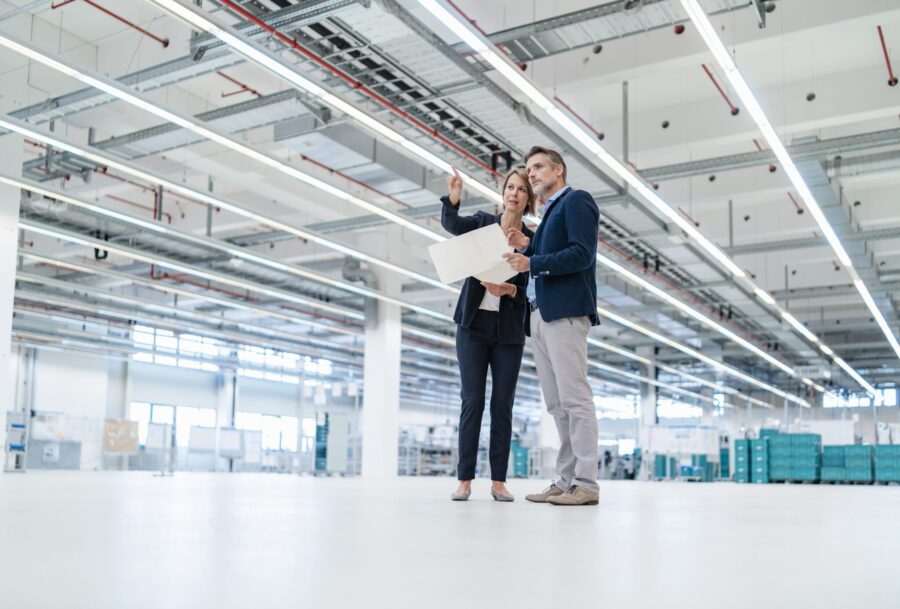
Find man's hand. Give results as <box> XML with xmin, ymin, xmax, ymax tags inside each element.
<box><xmin>481</xmin><ymin>282</ymin><xmax>516</xmax><ymax>298</ymax></box>
<box><xmin>503</xmin><ymin>252</ymin><xmax>530</xmax><ymax>273</ymax></box>
<box><xmin>447</xmin><ymin>166</ymin><xmax>462</xmax><ymax>206</ymax></box>
<box><xmin>506</xmin><ymin>227</ymin><xmax>530</xmax><ymax>251</ymax></box>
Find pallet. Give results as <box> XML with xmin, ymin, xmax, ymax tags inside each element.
<box><xmin>770</xmin><ymin>479</ymin><xmax>820</xmax><ymax>484</ymax></box>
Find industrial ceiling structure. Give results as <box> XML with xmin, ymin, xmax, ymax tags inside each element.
<box><xmin>1</xmin><ymin>0</ymin><xmax>899</xmax><ymax>415</ymax></box>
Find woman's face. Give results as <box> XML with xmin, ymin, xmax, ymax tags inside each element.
<box><xmin>503</xmin><ymin>173</ymin><xmax>530</xmax><ymax>214</ymax></box>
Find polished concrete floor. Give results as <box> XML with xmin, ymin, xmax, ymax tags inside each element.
<box><xmin>1</xmin><ymin>472</ymin><xmax>898</xmax><ymax>609</ymax></box>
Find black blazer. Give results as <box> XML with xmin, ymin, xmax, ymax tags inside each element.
<box><xmin>440</xmin><ymin>196</ymin><xmax>534</xmax><ymax>345</ymax></box>
<box><xmin>523</xmin><ymin>187</ymin><xmax>599</xmax><ymax>334</ymax></box>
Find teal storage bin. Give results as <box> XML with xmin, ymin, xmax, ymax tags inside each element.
<box><xmin>751</xmin><ymin>439</ymin><xmax>768</xmax><ymax>454</ymax></box>
<box><xmin>821</xmin><ymin>467</ymin><xmax>846</xmax><ymax>481</ymax></box>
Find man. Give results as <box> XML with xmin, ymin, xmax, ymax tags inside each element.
<box><xmin>504</xmin><ymin>146</ymin><xmax>600</xmax><ymax>506</ymax></box>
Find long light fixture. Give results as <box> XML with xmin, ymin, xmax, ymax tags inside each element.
<box><xmin>596</xmin><ymin>304</ymin><xmax>808</xmax><ymax>407</ymax></box>
<box><xmin>5</xmin><ymin>173</ymin><xmax>454</xmax><ymax>322</ymax></box>
<box><xmin>417</xmin><ymin>0</ymin><xmax>879</xmax><ymax>396</ymax></box>
<box><xmin>0</xmin><ymin>31</ymin><xmax>446</xmax><ymax>241</ymax></box>
<box><xmin>679</xmin><ymin>0</ymin><xmax>895</xmax><ymax>393</ymax></box>
<box><xmin>147</xmin><ymin>0</ymin><xmax>502</xmax><ymax>204</ymax></box>
<box><xmin>588</xmin><ymin>337</ymin><xmax>774</xmax><ymax>409</ymax></box>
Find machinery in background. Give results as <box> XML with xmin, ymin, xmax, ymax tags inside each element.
<box><xmin>4</xmin><ymin>410</ymin><xmax>28</xmax><ymax>473</ymax></box>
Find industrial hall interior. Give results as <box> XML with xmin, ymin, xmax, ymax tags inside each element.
<box><xmin>1</xmin><ymin>0</ymin><xmax>899</xmax><ymax>607</ymax></box>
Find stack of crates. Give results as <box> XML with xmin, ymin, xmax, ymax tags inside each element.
<box><xmin>733</xmin><ymin>439</ymin><xmax>750</xmax><ymax>483</ymax></box>
<box><xmin>875</xmin><ymin>445</ymin><xmax>900</xmax><ymax>483</ymax></box>
<box><xmin>768</xmin><ymin>433</ymin><xmax>792</xmax><ymax>481</ymax></box>
<box><xmin>790</xmin><ymin>434</ymin><xmax>822</xmax><ymax>481</ymax></box>
<box><xmin>719</xmin><ymin>447</ymin><xmax>730</xmax><ymax>479</ymax></box>
<box><xmin>510</xmin><ymin>442</ymin><xmax>529</xmax><ymax>478</ymax></box>
<box><xmin>821</xmin><ymin>445</ymin><xmax>846</xmax><ymax>482</ymax></box>
<box><xmin>750</xmin><ymin>438</ymin><xmax>769</xmax><ymax>483</ymax></box>
<box><xmin>767</xmin><ymin>433</ymin><xmax>821</xmax><ymax>482</ymax></box>
<box><xmin>844</xmin><ymin>445</ymin><xmax>874</xmax><ymax>482</ymax></box>
<box><xmin>654</xmin><ymin>454</ymin><xmax>667</xmax><ymax>479</ymax></box>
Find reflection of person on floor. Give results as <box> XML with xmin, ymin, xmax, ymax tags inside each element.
<box><xmin>442</xmin><ymin>166</ymin><xmax>536</xmax><ymax>503</ymax></box>
<box><xmin>504</xmin><ymin>146</ymin><xmax>601</xmax><ymax>507</ymax></box>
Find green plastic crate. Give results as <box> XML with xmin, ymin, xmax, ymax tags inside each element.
<box><xmin>845</xmin><ymin>445</ymin><xmax>874</xmax><ymax>458</ymax></box>
<box><xmin>874</xmin><ymin>466</ymin><xmax>900</xmax><ymax>482</ymax></box>
<box><xmin>875</xmin><ymin>445</ymin><xmax>900</xmax><ymax>458</ymax></box>
<box><xmin>791</xmin><ymin>466</ymin><xmax>820</xmax><ymax>481</ymax></box>
<box><xmin>790</xmin><ymin>434</ymin><xmax>822</xmax><ymax>446</ymax></box>
<box><xmin>759</xmin><ymin>429</ymin><xmax>779</xmax><ymax>439</ymax></box>
<box><xmin>845</xmin><ymin>469</ymin><xmax>873</xmax><ymax>482</ymax></box>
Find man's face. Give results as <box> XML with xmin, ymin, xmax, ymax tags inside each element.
<box><xmin>526</xmin><ymin>153</ymin><xmax>562</xmax><ymax>198</ymax></box>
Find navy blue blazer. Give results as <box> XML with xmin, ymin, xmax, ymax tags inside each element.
<box><xmin>524</xmin><ymin>188</ymin><xmax>599</xmax><ymax>333</ymax></box>
<box><xmin>440</xmin><ymin>196</ymin><xmax>534</xmax><ymax>345</ymax></box>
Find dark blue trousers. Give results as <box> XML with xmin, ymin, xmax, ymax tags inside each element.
<box><xmin>455</xmin><ymin>311</ymin><xmax>525</xmax><ymax>481</ymax></box>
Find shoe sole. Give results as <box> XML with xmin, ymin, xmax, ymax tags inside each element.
<box><xmin>548</xmin><ymin>500</ymin><xmax>599</xmax><ymax>506</ymax></box>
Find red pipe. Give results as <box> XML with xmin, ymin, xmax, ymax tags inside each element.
<box><xmin>105</xmin><ymin>193</ymin><xmax>172</xmax><ymax>224</ymax></box>
<box><xmin>626</xmin><ymin>160</ymin><xmax>658</xmax><ymax>190</ymax></box>
<box><xmin>753</xmin><ymin>138</ymin><xmax>777</xmax><ymax>172</ymax></box>
<box><xmin>298</xmin><ymin>153</ymin><xmax>412</xmax><ymax>209</ymax></box>
<box><xmin>217</xmin><ymin>71</ymin><xmax>263</xmax><ymax>98</ymax></box>
<box><xmin>702</xmin><ymin>64</ymin><xmax>740</xmax><ymax>115</ymax></box>
<box><xmin>677</xmin><ymin>206</ymin><xmax>700</xmax><ymax>227</ymax></box>
<box><xmin>53</xmin><ymin>0</ymin><xmax>169</xmax><ymax>48</ymax></box>
<box><xmin>877</xmin><ymin>26</ymin><xmax>898</xmax><ymax>86</ymax></box>
<box><xmin>215</xmin><ymin>0</ymin><xmax>501</xmax><ymax>179</ymax></box>
<box><xmin>787</xmin><ymin>192</ymin><xmax>804</xmax><ymax>215</ymax></box>
<box><xmin>149</xmin><ymin>268</ymin><xmax>258</xmax><ymax>302</ymax></box>
<box><xmin>553</xmin><ymin>96</ymin><xmax>604</xmax><ymax>140</ymax></box>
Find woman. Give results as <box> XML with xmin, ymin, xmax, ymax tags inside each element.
<box><xmin>441</xmin><ymin>166</ymin><xmax>536</xmax><ymax>502</ymax></box>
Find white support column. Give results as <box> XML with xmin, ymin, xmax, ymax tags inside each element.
<box><xmin>0</xmin><ymin>134</ymin><xmax>23</xmax><ymax>457</ymax></box>
<box><xmin>361</xmin><ymin>230</ymin><xmax>402</xmax><ymax>479</ymax></box>
<box><xmin>214</xmin><ymin>370</ymin><xmax>237</xmax><ymax>471</ymax></box>
<box><xmin>637</xmin><ymin>346</ymin><xmax>658</xmax><ymax>450</ymax></box>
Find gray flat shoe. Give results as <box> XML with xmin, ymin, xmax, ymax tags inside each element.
<box><xmin>450</xmin><ymin>489</ymin><xmax>471</xmax><ymax>501</ymax></box>
<box><xmin>491</xmin><ymin>489</ymin><xmax>515</xmax><ymax>502</ymax></box>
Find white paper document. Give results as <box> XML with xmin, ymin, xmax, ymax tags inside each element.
<box><xmin>427</xmin><ymin>224</ymin><xmax>516</xmax><ymax>285</ymax></box>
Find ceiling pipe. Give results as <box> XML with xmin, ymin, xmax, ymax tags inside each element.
<box><xmin>701</xmin><ymin>63</ymin><xmax>739</xmax><ymax>115</ymax></box>
<box><xmin>52</xmin><ymin>0</ymin><xmax>170</xmax><ymax>48</ymax></box>
<box><xmin>877</xmin><ymin>25</ymin><xmax>898</xmax><ymax>87</ymax></box>
<box><xmin>217</xmin><ymin>70</ymin><xmax>263</xmax><ymax>98</ymax></box>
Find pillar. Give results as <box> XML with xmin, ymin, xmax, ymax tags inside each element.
<box><xmin>637</xmin><ymin>346</ymin><xmax>658</xmax><ymax>449</ymax></box>
<box><xmin>0</xmin><ymin>134</ymin><xmax>23</xmax><ymax>457</ymax></box>
<box><xmin>361</xmin><ymin>268</ymin><xmax>401</xmax><ymax>478</ymax></box>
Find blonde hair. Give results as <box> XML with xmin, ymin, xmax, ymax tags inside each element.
<box><xmin>501</xmin><ymin>166</ymin><xmax>536</xmax><ymax>216</ymax></box>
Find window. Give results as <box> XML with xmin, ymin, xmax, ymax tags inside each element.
<box><xmin>131</xmin><ymin>326</ymin><xmax>223</xmax><ymax>372</ymax></box>
<box><xmin>657</xmin><ymin>399</ymin><xmax>702</xmax><ymax>419</ymax></box>
<box><xmin>280</xmin><ymin>416</ymin><xmax>299</xmax><ymax>452</ymax></box>
<box><xmin>131</xmin><ymin>402</ymin><xmax>151</xmax><ymax>445</ymax></box>
<box><xmin>823</xmin><ymin>387</ymin><xmax>898</xmax><ymax>409</ymax></box>
<box><xmin>594</xmin><ymin>395</ymin><xmax>639</xmax><ymax>420</ymax></box>
<box><xmin>235</xmin><ymin>412</ymin><xmax>263</xmax><ymax>431</ymax></box>
<box><xmin>301</xmin><ymin>417</ymin><xmax>316</xmax><ymax>453</ymax></box>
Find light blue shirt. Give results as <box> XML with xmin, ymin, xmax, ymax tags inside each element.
<box><xmin>526</xmin><ymin>186</ymin><xmax>571</xmax><ymax>308</ymax></box>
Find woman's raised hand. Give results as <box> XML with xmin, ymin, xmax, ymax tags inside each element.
<box><xmin>447</xmin><ymin>166</ymin><xmax>463</xmax><ymax>206</ymax></box>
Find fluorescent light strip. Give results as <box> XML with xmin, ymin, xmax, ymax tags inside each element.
<box><xmin>420</xmin><ymin>0</ymin><xmax>881</xmax><ymax>393</ymax></box>
<box><xmin>588</xmin><ymin>359</ymin><xmax>728</xmax><ymax>408</ymax></box>
<box><xmin>680</xmin><ymin>0</ymin><xmax>900</xmax><ymax>379</ymax></box>
<box><xmin>596</xmin><ymin>250</ymin><xmax>794</xmax><ymax>374</ymax></box>
<box><xmin>4</xmin><ymin>173</ymin><xmax>453</xmax><ymax>323</ymax></box>
<box><xmin>147</xmin><ymin>0</ymin><xmax>502</xmax><ymax>204</ymax></box>
<box><xmin>0</xmin><ymin>31</ymin><xmax>445</xmax><ymax>241</ymax></box>
<box><xmin>588</xmin><ymin>337</ymin><xmax>773</xmax><ymax>408</ymax></box>
<box><xmin>596</xmin><ymin>304</ymin><xmax>807</xmax><ymax>407</ymax></box>
<box><xmin>19</xmin><ymin>220</ymin><xmax>366</xmax><ymax>327</ymax></box>
<box><xmin>0</xmin><ymin>115</ymin><xmax>455</xmax><ymax>295</ymax></box>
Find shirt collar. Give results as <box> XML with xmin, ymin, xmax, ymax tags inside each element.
<box><xmin>543</xmin><ymin>185</ymin><xmax>571</xmax><ymax>210</ymax></box>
